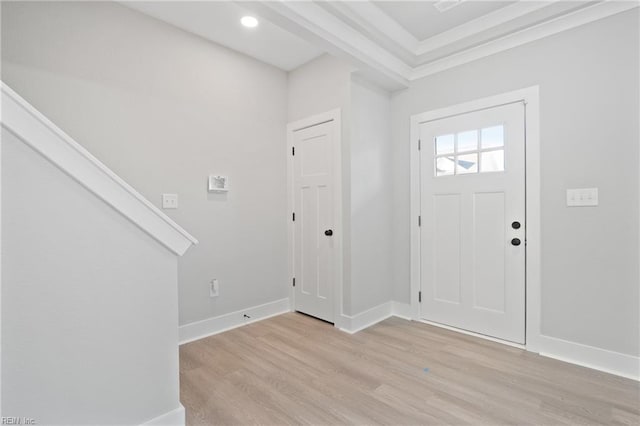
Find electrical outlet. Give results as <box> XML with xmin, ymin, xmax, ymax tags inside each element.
<box><xmin>162</xmin><ymin>193</ymin><xmax>178</xmax><ymax>209</ymax></box>
<box><xmin>209</xmin><ymin>279</ymin><xmax>219</xmax><ymax>298</ymax></box>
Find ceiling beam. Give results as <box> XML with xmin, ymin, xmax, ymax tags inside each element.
<box><xmin>246</xmin><ymin>0</ymin><xmax>411</xmax><ymax>90</ymax></box>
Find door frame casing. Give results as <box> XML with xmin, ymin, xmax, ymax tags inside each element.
<box><xmin>409</xmin><ymin>87</ymin><xmax>541</xmax><ymax>352</ymax></box>
<box><xmin>286</xmin><ymin>109</ymin><xmax>344</xmax><ymax>328</ymax></box>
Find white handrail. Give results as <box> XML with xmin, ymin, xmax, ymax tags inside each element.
<box><xmin>1</xmin><ymin>82</ymin><xmax>198</xmax><ymax>256</ymax></box>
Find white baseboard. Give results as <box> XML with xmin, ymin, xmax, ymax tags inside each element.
<box><xmin>142</xmin><ymin>404</ymin><xmax>185</xmax><ymax>426</ymax></box>
<box><xmin>179</xmin><ymin>298</ymin><xmax>638</xmax><ymax>381</ymax></box>
<box><xmin>538</xmin><ymin>335</ymin><xmax>639</xmax><ymax>381</ymax></box>
<box><xmin>179</xmin><ymin>298</ymin><xmax>291</xmax><ymax>345</ymax></box>
<box><xmin>338</xmin><ymin>301</ymin><xmax>413</xmax><ymax>334</ymax></box>
<box><xmin>339</xmin><ymin>302</ymin><xmax>393</xmax><ymax>334</ymax></box>
<box><xmin>391</xmin><ymin>301</ymin><xmax>412</xmax><ymax>320</ymax></box>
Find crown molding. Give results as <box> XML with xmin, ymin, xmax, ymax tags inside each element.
<box><xmin>411</xmin><ymin>0</ymin><xmax>639</xmax><ymax>80</ymax></box>
<box><xmin>255</xmin><ymin>0</ymin><xmax>638</xmax><ymax>89</ymax></box>
<box><xmin>326</xmin><ymin>1</ymin><xmax>419</xmax><ymax>54</ymax></box>
<box><xmin>414</xmin><ymin>0</ymin><xmax>554</xmax><ymax>56</ymax></box>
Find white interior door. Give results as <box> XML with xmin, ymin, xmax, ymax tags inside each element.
<box><xmin>293</xmin><ymin>120</ymin><xmax>336</xmax><ymax>323</ymax></box>
<box><xmin>419</xmin><ymin>102</ymin><xmax>526</xmax><ymax>343</ymax></box>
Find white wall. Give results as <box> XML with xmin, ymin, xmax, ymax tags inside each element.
<box><xmin>1</xmin><ymin>1</ymin><xmax>289</xmax><ymax>327</ymax></box>
<box><xmin>350</xmin><ymin>76</ymin><xmax>393</xmax><ymax>314</ymax></box>
<box><xmin>390</xmin><ymin>10</ymin><xmax>639</xmax><ymax>357</ymax></box>
<box><xmin>2</xmin><ymin>129</ymin><xmax>180</xmax><ymax>424</ymax></box>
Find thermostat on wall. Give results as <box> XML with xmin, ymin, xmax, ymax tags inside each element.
<box><xmin>208</xmin><ymin>175</ymin><xmax>229</xmax><ymax>192</ymax></box>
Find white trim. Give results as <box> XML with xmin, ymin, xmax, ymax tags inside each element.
<box><xmin>253</xmin><ymin>1</ymin><xmax>410</xmax><ymax>89</ymax></box>
<box><xmin>326</xmin><ymin>1</ymin><xmax>419</xmax><ymax>54</ymax></box>
<box><xmin>178</xmin><ymin>298</ymin><xmax>290</xmax><ymax>345</ymax></box>
<box><xmin>391</xmin><ymin>301</ymin><xmax>412</xmax><ymax>320</ymax></box>
<box><xmin>286</xmin><ymin>109</ymin><xmax>345</xmax><ymax>330</ymax></box>
<box><xmin>409</xmin><ymin>115</ymin><xmax>422</xmax><ymax>322</ymax></box>
<box><xmin>409</xmin><ymin>86</ymin><xmax>542</xmax><ymax>351</ymax></box>
<box><xmin>538</xmin><ymin>335</ymin><xmax>640</xmax><ymax>381</ymax></box>
<box><xmin>339</xmin><ymin>302</ymin><xmax>392</xmax><ymax>334</ymax></box>
<box><xmin>411</xmin><ymin>1</ymin><xmax>638</xmax><ymax>80</ymax></box>
<box><xmin>141</xmin><ymin>404</ymin><xmax>185</xmax><ymax>426</ymax></box>
<box><xmin>0</xmin><ymin>83</ymin><xmax>197</xmax><ymax>256</ymax></box>
<box><xmin>414</xmin><ymin>1</ymin><xmax>553</xmax><ymax>56</ymax></box>
<box><xmin>339</xmin><ymin>301</ymin><xmax>415</xmax><ymax>334</ymax></box>
<box><xmin>255</xmin><ymin>0</ymin><xmax>637</xmax><ymax>88</ymax></box>
<box><xmin>523</xmin><ymin>87</ymin><xmax>542</xmax><ymax>352</ymax></box>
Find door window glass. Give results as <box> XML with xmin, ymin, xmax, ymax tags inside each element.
<box><xmin>434</xmin><ymin>125</ymin><xmax>504</xmax><ymax>176</ymax></box>
<box><xmin>435</xmin><ymin>134</ymin><xmax>455</xmax><ymax>155</ymax></box>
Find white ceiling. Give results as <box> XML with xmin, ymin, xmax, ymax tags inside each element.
<box><xmin>122</xmin><ymin>1</ymin><xmax>324</xmax><ymax>71</ymax></box>
<box><xmin>373</xmin><ymin>1</ymin><xmax>513</xmax><ymax>41</ymax></box>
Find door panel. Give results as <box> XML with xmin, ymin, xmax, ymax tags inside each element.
<box><xmin>420</xmin><ymin>102</ymin><xmax>525</xmax><ymax>343</ymax></box>
<box><xmin>473</xmin><ymin>192</ymin><xmax>506</xmax><ymax>313</ymax></box>
<box><xmin>293</xmin><ymin>121</ymin><xmax>335</xmax><ymax>322</ymax></box>
<box><xmin>433</xmin><ymin>194</ymin><xmax>461</xmax><ymax>304</ymax></box>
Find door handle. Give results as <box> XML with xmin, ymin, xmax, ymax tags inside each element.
<box><xmin>324</xmin><ymin>229</ymin><xmax>333</xmax><ymax>236</ymax></box>
<box><xmin>512</xmin><ymin>221</ymin><xmax>521</xmax><ymax>229</ymax></box>
<box><xmin>511</xmin><ymin>238</ymin><xmax>521</xmax><ymax>246</ymax></box>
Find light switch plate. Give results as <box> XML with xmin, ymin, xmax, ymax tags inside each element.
<box><xmin>162</xmin><ymin>193</ymin><xmax>178</xmax><ymax>209</ymax></box>
<box><xmin>566</xmin><ymin>188</ymin><xmax>598</xmax><ymax>207</ymax></box>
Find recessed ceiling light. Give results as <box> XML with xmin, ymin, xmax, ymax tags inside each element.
<box><xmin>241</xmin><ymin>16</ymin><xmax>259</xmax><ymax>28</ymax></box>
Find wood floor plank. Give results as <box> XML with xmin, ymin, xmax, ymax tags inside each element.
<box><xmin>180</xmin><ymin>313</ymin><xmax>640</xmax><ymax>425</ymax></box>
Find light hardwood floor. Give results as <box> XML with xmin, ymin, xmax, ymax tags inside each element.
<box><xmin>180</xmin><ymin>313</ymin><xmax>639</xmax><ymax>425</ymax></box>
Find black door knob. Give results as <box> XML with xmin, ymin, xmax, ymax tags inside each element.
<box><xmin>324</xmin><ymin>229</ymin><xmax>333</xmax><ymax>236</ymax></box>
<box><xmin>511</xmin><ymin>238</ymin><xmax>521</xmax><ymax>246</ymax></box>
<box><xmin>512</xmin><ymin>221</ymin><xmax>521</xmax><ymax>229</ymax></box>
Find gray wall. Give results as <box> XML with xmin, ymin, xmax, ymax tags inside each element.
<box><xmin>1</xmin><ymin>1</ymin><xmax>289</xmax><ymax>327</ymax></box>
<box><xmin>287</xmin><ymin>56</ymin><xmax>394</xmax><ymax>316</ymax></box>
<box><xmin>287</xmin><ymin>54</ymin><xmax>355</xmax><ymax>314</ymax></box>
<box><xmin>2</xmin><ymin>129</ymin><xmax>180</xmax><ymax>424</ymax></box>
<box><xmin>391</xmin><ymin>10</ymin><xmax>639</xmax><ymax>356</ymax></box>
<box><xmin>350</xmin><ymin>76</ymin><xmax>393</xmax><ymax>314</ymax></box>
<box><xmin>287</xmin><ymin>54</ymin><xmax>353</xmax><ymax>124</ymax></box>
<box><xmin>3</xmin><ymin>0</ymin><xmax>636</xmax><ymax>362</ymax></box>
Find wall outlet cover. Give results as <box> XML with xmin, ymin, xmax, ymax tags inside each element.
<box><xmin>162</xmin><ymin>193</ymin><xmax>178</xmax><ymax>209</ymax></box>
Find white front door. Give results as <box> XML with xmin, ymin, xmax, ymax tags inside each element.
<box><xmin>419</xmin><ymin>102</ymin><xmax>526</xmax><ymax>344</ymax></box>
<box><xmin>293</xmin><ymin>120</ymin><xmax>336</xmax><ymax>323</ymax></box>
